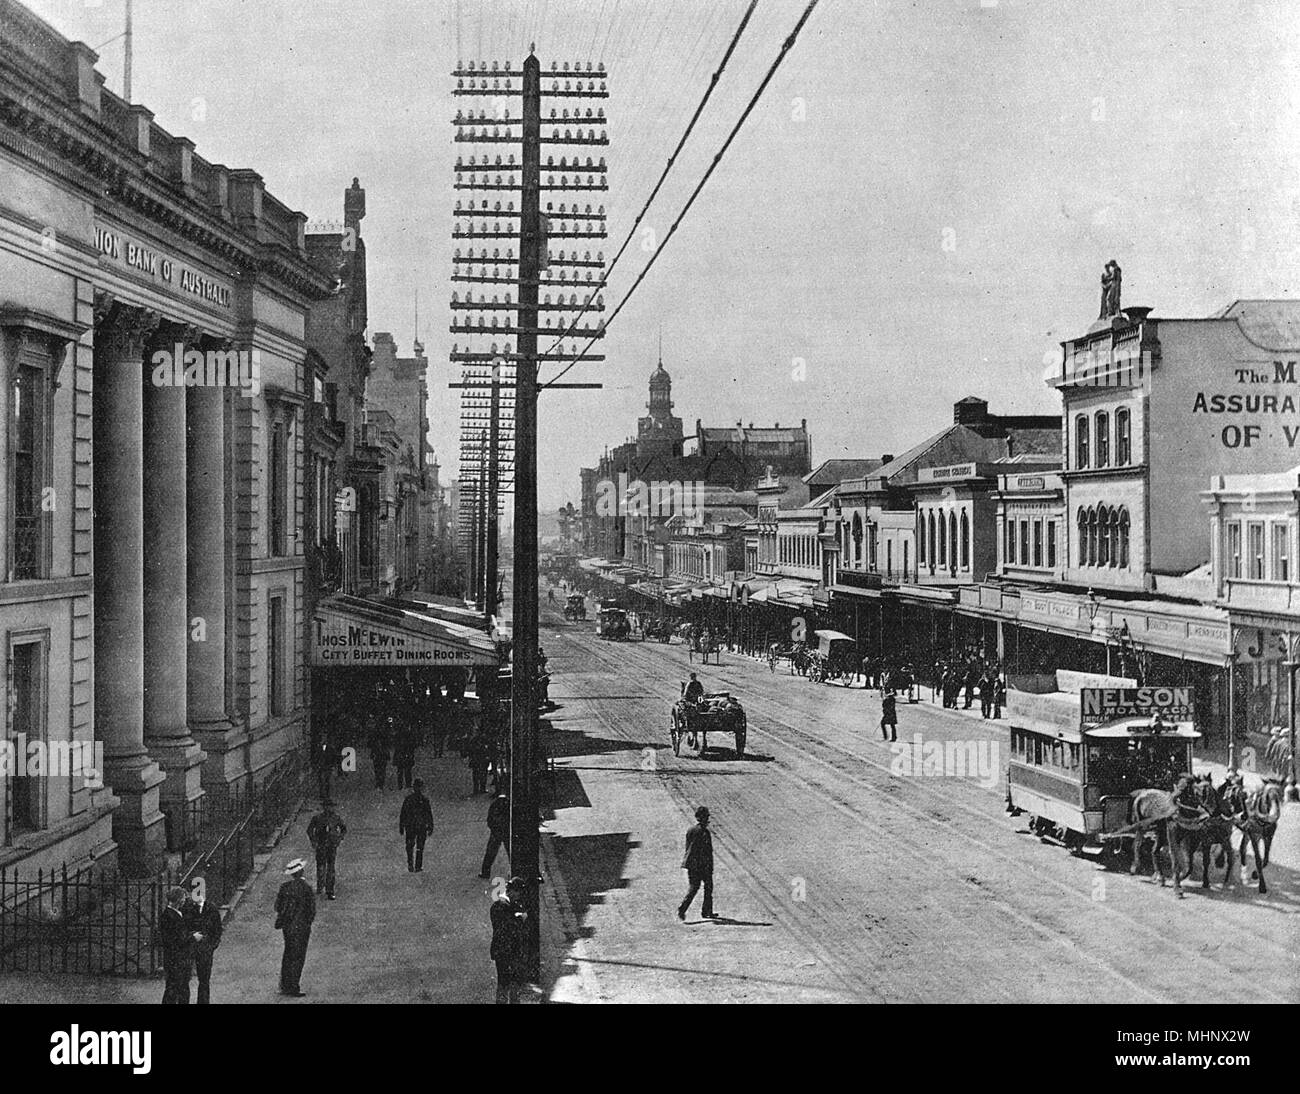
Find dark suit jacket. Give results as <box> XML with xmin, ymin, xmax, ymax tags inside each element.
<box><xmin>489</xmin><ymin>896</ymin><xmax>526</xmax><ymax>963</ymax></box>
<box><xmin>159</xmin><ymin>906</ymin><xmax>192</xmax><ymax>971</ymax></box>
<box><xmin>307</xmin><ymin>811</ymin><xmax>347</xmax><ymax>851</ymax></box>
<box><xmin>184</xmin><ymin>899</ymin><xmax>223</xmax><ymax>952</ymax></box>
<box><xmin>275</xmin><ymin>877</ymin><xmax>316</xmax><ymax>934</ymax></box>
<box><xmin>399</xmin><ymin>791</ymin><xmax>434</xmax><ymax>835</ymax></box>
<box><xmin>682</xmin><ymin>823</ymin><xmax>713</xmax><ymax>874</ymax></box>
<box><xmin>486</xmin><ymin>796</ymin><xmax>511</xmax><ymax>836</ymax></box>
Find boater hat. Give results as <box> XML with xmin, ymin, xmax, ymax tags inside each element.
<box><xmin>285</xmin><ymin>859</ymin><xmax>306</xmax><ymax>875</ymax></box>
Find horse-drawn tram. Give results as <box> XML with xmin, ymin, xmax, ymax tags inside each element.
<box><xmin>1006</xmin><ymin>686</ymin><xmax>1199</xmax><ymax>854</ymax></box>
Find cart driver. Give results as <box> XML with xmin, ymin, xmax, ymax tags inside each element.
<box><xmin>683</xmin><ymin>673</ymin><xmax>705</xmax><ymax>708</ymax></box>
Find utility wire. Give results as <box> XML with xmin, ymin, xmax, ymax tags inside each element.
<box><xmin>541</xmin><ymin>0</ymin><xmax>820</xmax><ymax>392</ymax></box>
<box><xmin>536</xmin><ymin>0</ymin><xmax>759</xmax><ymax>386</ymax></box>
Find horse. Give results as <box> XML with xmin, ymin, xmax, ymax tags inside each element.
<box><xmin>1176</xmin><ymin>775</ymin><xmax>1241</xmax><ymax>893</ymax></box>
<box><xmin>1107</xmin><ymin>775</ymin><xmax>1204</xmax><ymax>898</ymax></box>
<box><xmin>1222</xmin><ymin>777</ymin><xmax>1283</xmax><ymax>894</ymax></box>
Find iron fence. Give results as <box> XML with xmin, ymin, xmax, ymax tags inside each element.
<box><xmin>0</xmin><ymin>748</ymin><xmax>309</xmax><ymax>978</ymax></box>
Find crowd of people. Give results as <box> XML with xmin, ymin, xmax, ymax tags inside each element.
<box><xmin>930</xmin><ymin>645</ymin><xmax>1008</xmax><ymax>719</ymax></box>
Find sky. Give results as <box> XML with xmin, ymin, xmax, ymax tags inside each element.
<box><xmin>25</xmin><ymin>0</ymin><xmax>1300</xmax><ymax>510</ymax></box>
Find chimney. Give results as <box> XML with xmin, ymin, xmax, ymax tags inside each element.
<box><xmin>881</xmin><ymin>454</ymin><xmax>895</xmax><ymax>464</ymax></box>
<box><xmin>954</xmin><ymin>396</ymin><xmax>989</xmax><ymax>426</ymax></box>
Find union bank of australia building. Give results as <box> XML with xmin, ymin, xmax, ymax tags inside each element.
<box><xmin>0</xmin><ymin>1</ymin><xmax>335</xmax><ymax>876</ymax></box>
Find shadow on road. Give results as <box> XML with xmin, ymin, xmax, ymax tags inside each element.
<box><xmin>548</xmin><ymin>831</ymin><xmax>639</xmax><ymax>942</ymax></box>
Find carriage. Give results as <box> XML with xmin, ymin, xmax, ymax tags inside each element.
<box><xmin>807</xmin><ymin>630</ymin><xmax>857</xmax><ymax>683</ymax></box>
<box><xmin>670</xmin><ymin>688</ymin><xmax>747</xmax><ymax>756</ymax></box>
<box><xmin>596</xmin><ymin>606</ymin><xmax>632</xmax><ymax>640</ymax></box>
<box><xmin>563</xmin><ymin>594</ymin><xmax>587</xmax><ymax>621</ymax></box>
<box><xmin>1006</xmin><ymin>686</ymin><xmax>1199</xmax><ymax>855</ymax></box>
<box><xmin>643</xmin><ymin>617</ymin><xmax>674</xmax><ymax>643</ymax></box>
<box><xmin>690</xmin><ymin>630</ymin><xmax>722</xmax><ymax>664</ymax></box>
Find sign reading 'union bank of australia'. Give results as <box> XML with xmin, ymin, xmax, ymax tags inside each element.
<box><xmin>94</xmin><ymin>224</ymin><xmax>233</xmax><ymax>309</ymax></box>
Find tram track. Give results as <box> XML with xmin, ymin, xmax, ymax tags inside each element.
<box><xmin>540</xmin><ymin>597</ymin><xmax>1294</xmax><ymax>1001</ymax></box>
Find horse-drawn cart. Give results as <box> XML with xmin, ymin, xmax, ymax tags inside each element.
<box><xmin>670</xmin><ymin>690</ymin><xmax>747</xmax><ymax>757</ymax></box>
<box><xmin>563</xmin><ymin>594</ymin><xmax>587</xmax><ymax>621</ymax></box>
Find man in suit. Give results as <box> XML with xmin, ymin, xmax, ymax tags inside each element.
<box><xmin>160</xmin><ymin>886</ymin><xmax>193</xmax><ymax>1004</ymax></box>
<box><xmin>306</xmin><ymin>800</ymin><xmax>347</xmax><ymax>900</ymax></box>
<box><xmin>399</xmin><ymin>777</ymin><xmax>435</xmax><ymax>872</ymax></box>
<box><xmin>880</xmin><ymin>690</ymin><xmax>898</xmax><ymax>743</ymax></box>
<box><xmin>489</xmin><ymin>876</ymin><xmax>529</xmax><ymax>1004</ymax></box>
<box><xmin>466</xmin><ymin>733</ymin><xmax>492</xmax><ymax>795</ymax></box>
<box><xmin>677</xmin><ymin>806</ymin><xmax>716</xmax><ymax>921</ymax></box>
<box><xmin>183</xmin><ymin>880</ymin><xmax>223</xmax><ymax>1005</ymax></box>
<box><xmin>479</xmin><ymin>792</ymin><xmax>511</xmax><ymax>879</ymax></box>
<box><xmin>274</xmin><ymin>859</ymin><xmax>316</xmax><ymax>997</ymax></box>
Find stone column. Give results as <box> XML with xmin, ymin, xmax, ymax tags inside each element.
<box><xmin>93</xmin><ymin>297</ymin><xmax>166</xmax><ymax>876</ymax></box>
<box><xmin>187</xmin><ymin>352</ymin><xmax>244</xmax><ymax>807</ymax></box>
<box><xmin>143</xmin><ymin>322</ymin><xmax>206</xmax><ymax>839</ymax></box>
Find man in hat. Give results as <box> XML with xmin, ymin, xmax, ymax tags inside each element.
<box><xmin>683</xmin><ymin>672</ymin><xmax>704</xmax><ymax>706</ymax></box>
<box><xmin>489</xmin><ymin>876</ymin><xmax>529</xmax><ymax>1004</ymax></box>
<box><xmin>399</xmin><ymin>777</ymin><xmax>435</xmax><ymax>872</ymax></box>
<box><xmin>160</xmin><ymin>886</ymin><xmax>193</xmax><ymax>1004</ymax></box>
<box><xmin>880</xmin><ymin>689</ymin><xmax>898</xmax><ymax>743</ymax></box>
<box><xmin>479</xmin><ymin>792</ymin><xmax>511</xmax><ymax>879</ymax></box>
<box><xmin>677</xmin><ymin>806</ymin><xmax>716</xmax><ymax>921</ymax></box>
<box><xmin>466</xmin><ymin>732</ymin><xmax>492</xmax><ymax>795</ymax></box>
<box><xmin>274</xmin><ymin>859</ymin><xmax>316</xmax><ymax>997</ymax></box>
<box><xmin>306</xmin><ymin>800</ymin><xmax>348</xmax><ymax>900</ymax></box>
<box><xmin>183</xmin><ymin>879</ymin><xmax>223</xmax><ymax>1005</ymax></box>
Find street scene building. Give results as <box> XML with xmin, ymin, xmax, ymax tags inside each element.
<box><xmin>1</xmin><ymin>0</ymin><xmax>1297</xmax><ymax>1023</ymax></box>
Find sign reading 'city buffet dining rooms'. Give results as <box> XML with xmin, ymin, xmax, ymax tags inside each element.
<box><xmin>1080</xmin><ymin>686</ymin><xmax>1196</xmax><ymax>722</ymax></box>
<box><xmin>312</xmin><ymin>613</ymin><xmax>482</xmax><ymax>666</ymax></box>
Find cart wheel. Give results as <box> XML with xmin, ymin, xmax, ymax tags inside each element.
<box><xmin>671</xmin><ymin>728</ymin><xmax>682</xmax><ymax>756</ymax></box>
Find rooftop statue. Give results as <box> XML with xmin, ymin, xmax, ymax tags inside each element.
<box><xmin>1099</xmin><ymin>259</ymin><xmax>1122</xmax><ymax>319</ymax></box>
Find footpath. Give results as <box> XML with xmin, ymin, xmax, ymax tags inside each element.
<box><xmin>2</xmin><ymin>745</ymin><xmax>580</xmax><ymax>1004</ymax></box>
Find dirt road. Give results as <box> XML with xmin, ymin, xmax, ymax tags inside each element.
<box><xmin>538</xmin><ymin>592</ymin><xmax>1299</xmax><ymax>1003</ymax></box>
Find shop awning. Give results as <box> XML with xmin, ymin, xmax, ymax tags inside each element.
<box><xmin>389</xmin><ymin>593</ymin><xmax>488</xmax><ymax>632</ymax></box>
<box><xmin>311</xmin><ymin>595</ymin><xmax>499</xmax><ymax>668</ymax></box>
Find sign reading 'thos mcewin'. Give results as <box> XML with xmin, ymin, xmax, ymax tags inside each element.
<box><xmin>312</xmin><ymin>614</ymin><xmax>476</xmax><ymax>666</ymax></box>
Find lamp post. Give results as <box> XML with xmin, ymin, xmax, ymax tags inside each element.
<box><xmin>1226</xmin><ymin>649</ymin><xmax>1239</xmax><ymax>771</ymax></box>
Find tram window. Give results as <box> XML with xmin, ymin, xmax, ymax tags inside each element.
<box><xmin>1052</xmin><ymin>741</ymin><xmax>1064</xmax><ymax>767</ymax></box>
<box><xmin>1068</xmin><ymin>744</ymin><xmax>1080</xmax><ymax>770</ymax></box>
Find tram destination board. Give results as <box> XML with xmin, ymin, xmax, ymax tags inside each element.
<box><xmin>1080</xmin><ymin>686</ymin><xmax>1196</xmax><ymax>721</ymax></box>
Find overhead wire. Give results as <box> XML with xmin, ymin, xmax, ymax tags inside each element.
<box><xmin>540</xmin><ymin>0</ymin><xmax>821</xmax><ymax>391</ymax></box>
<box><xmin>537</xmin><ymin>0</ymin><xmax>759</xmax><ymax>382</ymax></box>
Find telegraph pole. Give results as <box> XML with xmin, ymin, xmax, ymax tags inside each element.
<box><xmin>484</xmin><ymin>359</ymin><xmax>502</xmax><ymax>626</ymax></box>
<box><xmin>511</xmin><ymin>50</ymin><xmax>543</xmax><ymax>978</ymax></box>
<box><xmin>450</xmin><ymin>50</ymin><xmax>608</xmax><ymax>983</ymax></box>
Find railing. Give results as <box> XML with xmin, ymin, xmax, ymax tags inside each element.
<box><xmin>0</xmin><ymin>750</ymin><xmax>309</xmax><ymax>979</ymax></box>
<box><xmin>0</xmin><ymin>863</ymin><xmax>167</xmax><ymax>977</ymax></box>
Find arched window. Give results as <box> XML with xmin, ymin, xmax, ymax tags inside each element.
<box><xmin>1098</xmin><ymin>507</ymin><xmax>1111</xmax><ymax>566</ymax></box>
<box><xmin>929</xmin><ymin>511</ymin><xmax>937</xmax><ymax>568</ymax></box>
<box><xmin>1118</xmin><ymin>508</ymin><xmax>1130</xmax><ymax>568</ymax></box>
<box><xmin>1077</xmin><ymin>508</ymin><xmax>1088</xmax><ymax>566</ymax></box>
<box><xmin>1087</xmin><ymin>508</ymin><xmax>1099</xmax><ymax>567</ymax></box>
<box><xmin>1116</xmin><ymin>408</ymin><xmax>1131</xmax><ymax>465</ymax></box>
<box><xmin>917</xmin><ymin>512</ymin><xmax>926</xmax><ymax>564</ymax></box>
<box><xmin>852</xmin><ymin>512</ymin><xmax>863</xmax><ymax>565</ymax></box>
<box><xmin>938</xmin><ymin>511</ymin><xmax>946</xmax><ymax>565</ymax></box>
<box><xmin>1095</xmin><ymin>411</ymin><xmax>1110</xmax><ymax>468</ymax></box>
<box><xmin>1075</xmin><ymin>414</ymin><xmax>1090</xmax><ymax>469</ymax></box>
<box><xmin>960</xmin><ymin>510</ymin><xmax>970</xmax><ymax>569</ymax></box>
<box><xmin>948</xmin><ymin>512</ymin><xmax>958</xmax><ymax>571</ymax></box>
